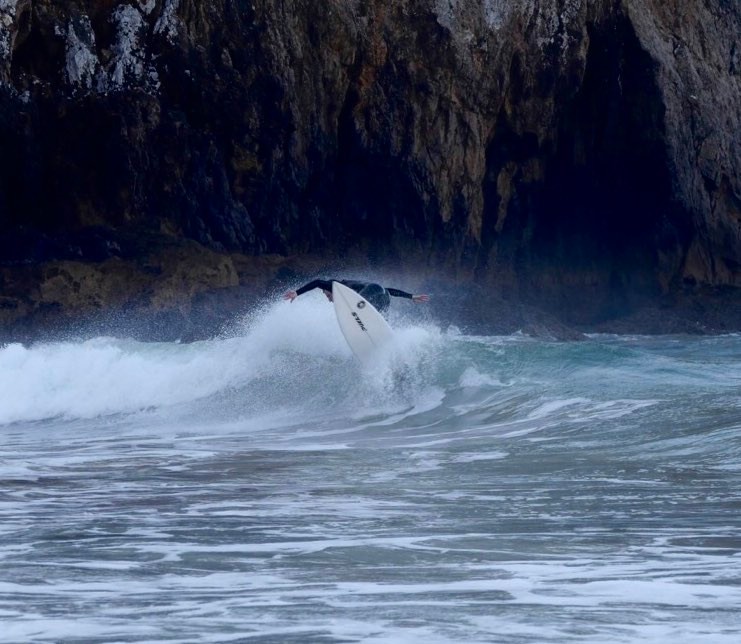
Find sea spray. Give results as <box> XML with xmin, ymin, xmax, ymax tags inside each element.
<box><xmin>0</xmin><ymin>296</ymin><xmax>443</xmax><ymax>425</ymax></box>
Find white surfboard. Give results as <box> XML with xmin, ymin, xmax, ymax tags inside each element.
<box><xmin>332</xmin><ymin>281</ymin><xmax>394</xmax><ymax>365</ymax></box>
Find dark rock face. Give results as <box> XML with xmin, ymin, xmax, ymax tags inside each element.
<box><xmin>0</xmin><ymin>0</ymin><xmax>739</xmax><ymax>332</ymax></box>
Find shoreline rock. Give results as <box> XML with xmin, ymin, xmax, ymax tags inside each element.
<box><xmin>2</xmin><ymin>238</ymin><xmax>740</xmax><ymax>345</ymax></box>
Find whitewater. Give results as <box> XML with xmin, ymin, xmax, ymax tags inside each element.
<box><xmin>1</xmin><ymin>296</ymin><xmax>741</xmax><ymax>643</ymax></box>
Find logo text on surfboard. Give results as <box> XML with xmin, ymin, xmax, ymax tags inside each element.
<box><xmin>351</xmin><ymin>312</ymin><xmax>367</xmax><ymax>332</ymax></box>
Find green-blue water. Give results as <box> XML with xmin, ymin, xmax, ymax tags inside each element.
<box><xmin>1</xmin><ymin>298</ymin><xmax>740</xmax><ymax>643</ymax></box>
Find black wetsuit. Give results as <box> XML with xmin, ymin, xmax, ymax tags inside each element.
<box><xmin>295</xmin><ymin>279</ymin><xmax>413</xmax><ymax>313</ymax></box>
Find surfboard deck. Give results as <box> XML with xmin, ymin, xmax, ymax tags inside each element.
<box><xmin>332</xmin><ymin>282</ymin><xmax>394</xmax><ymax>365</ymax></box>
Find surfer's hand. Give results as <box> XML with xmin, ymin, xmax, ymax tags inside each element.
<box><xmin>283</xmin><ymin>290</ymin><xmax>298</xmax><ymax>302</ymax></box>
<box><xmin>412</xmin><ymin>294</ymin><xmax>430</xmax><ymax>303</ymax></box>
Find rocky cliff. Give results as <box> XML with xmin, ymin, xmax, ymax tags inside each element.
<box><xmin>0</xmin><ymin>0</ymin><xmax>739</xmax><ymax>336</ymax></box>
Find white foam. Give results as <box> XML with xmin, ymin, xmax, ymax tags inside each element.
<box><xmin>450</xmin><ymin>451</ymin><xmax>507</xmax><ymax>463</ymax></box>
<box><xmin>0</xmin><ymin>337</ymin><xmax>247</xmax><ymax>423</ymax></box>
<box><xmin>0</xmin><ymin>298</ymin><xmax>446</xmax><ymax>426</ymax></box>
<box><xmin>526</xmin><ymin>397</ymin><xmax>591</xmax><ymax>420</ymax></box>
<box><xmin>458</xmin><ymin>366</ymin><xmax>503</xmax><ymax>388</ymax></box>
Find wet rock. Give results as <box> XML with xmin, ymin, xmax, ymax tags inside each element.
<box><xmin>0</xmin><ymin>238</ymin><xmax>251</xmax><ymax>342</ymax></box>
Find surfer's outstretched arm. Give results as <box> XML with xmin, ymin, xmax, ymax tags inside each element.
<box><xmin>283</xmin><ymin>279</ymin><xmax>335</xmax><ymax>302</ymax></box>
<box><xmin>387</xmin><ymin>288</ymin><xmax>430</xmax><ymax>303</ymax></box>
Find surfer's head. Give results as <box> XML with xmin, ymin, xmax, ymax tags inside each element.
<box><xmin>359</xmin><ymin>283</ymin><xmax>391</xmax><ymax>313</ymax></box>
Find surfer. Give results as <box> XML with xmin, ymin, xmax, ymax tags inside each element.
<box><xmin>283</xmin><ymin>279</ymin><xmax>429</xmax><ymax>313</ymax></box>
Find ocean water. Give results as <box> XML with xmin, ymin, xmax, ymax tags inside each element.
<box><xmin>1</xmin><ymin>297</ymin><xmax>741</xmax><ymax>643</ymax></box>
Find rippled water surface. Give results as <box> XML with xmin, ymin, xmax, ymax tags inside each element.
<box><xmin>1</xmin><ymin>299</ymin><xmax>741</xmax><ymax>643</ymax></box>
